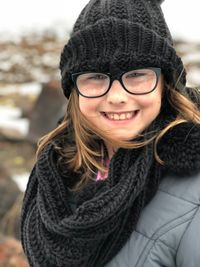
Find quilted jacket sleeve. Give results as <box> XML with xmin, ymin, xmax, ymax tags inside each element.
<box><xmin>176</xmin><ymin>206</ymin><xmax>200</xmax><ymax>267</ymax></box>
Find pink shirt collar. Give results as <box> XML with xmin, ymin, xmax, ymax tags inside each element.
<box><xmin>96</xmin><ymin>143</ymin><xmax>110</xmax><ymax>181</ymax></box>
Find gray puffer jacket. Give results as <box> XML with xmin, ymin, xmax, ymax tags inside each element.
<box><xmin>106</xmin><ymin>171</ymin><xmax>200</xmax><ymax>267</ymax></box>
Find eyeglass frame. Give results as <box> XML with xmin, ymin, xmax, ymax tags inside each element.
<box><xmin>71</xmin><ymin>67</ymin><xmax>161</xmax><ymax>98</ymax></box>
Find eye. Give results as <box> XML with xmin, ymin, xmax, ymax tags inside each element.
<box><xmin>87</xmin><ymin>74</ymin><xmax>108</xmax><ymax>80</ymax></box>
<box><xmin>126</xmin><ymin>72</ymin><xmax>145</xmax><ymax>78</ymax></box>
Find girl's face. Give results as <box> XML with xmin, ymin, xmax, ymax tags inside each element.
<box><xmin>79</xmin><ymin>76</ymin><xmax>163</xmax><ymax>142</ymax></box>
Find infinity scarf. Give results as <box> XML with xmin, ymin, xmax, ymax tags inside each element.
<box><xmin>21</xmin><ymin>122</ymin><xmax>200</xmax><ymax>267</ymax></box>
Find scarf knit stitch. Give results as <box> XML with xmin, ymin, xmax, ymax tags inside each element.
<box><xmin>21</xmin><ymin>122</ymin><xmax>200</xmax><ymax>267</ymax></box>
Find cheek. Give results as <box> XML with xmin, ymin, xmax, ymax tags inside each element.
<box><xmin>79</xmin><ymin>96</ymin><xmax>99</xmax><ymax>116</ymax></box>
<box><xmin>136</xmin><ymin>91</ymin><xmax>162</xmax><ymax>120</ymax></box>
<box><xmin>137</xmin><ymin>95</ymin><xmax>162</xmax><ymax>109</ymax></box>
<box><xmin>138</xmin><ymin>77</ymin><xmax>163</xmax><ymax>110</ymax></box>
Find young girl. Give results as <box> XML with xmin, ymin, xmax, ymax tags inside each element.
<box><xmin>21</xmin><ymin>0</ymin><xmax>200</xmax><ymax>266</ymax></box>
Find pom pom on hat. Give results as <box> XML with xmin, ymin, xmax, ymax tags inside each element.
<box><xmin>153</xmin><ymin>0</ymin><xmax>165</xmax><ymax>5</ymax></box>
<box><xmin>149</xmin><ymin>0</ymin><xmax>165</xmax><ymax>5</ymax></box>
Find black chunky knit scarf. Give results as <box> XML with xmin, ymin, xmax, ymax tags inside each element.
<box><xmin>21</xmin><ymin>122</ymin><xmax>200</xmax><ymax>267</ymax></box>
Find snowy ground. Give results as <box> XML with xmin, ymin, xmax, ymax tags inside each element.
<box><xmin>0</xmin><ymin>83</ymin><xmax>42</xmax><ymax>138</ymax></box>
<box><xmin>12</xmin><ymin>172</ymin><xmax>29</xmax><ymax>192</ymax></box>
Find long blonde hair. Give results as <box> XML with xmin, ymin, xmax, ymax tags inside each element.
<box><xmin>36</xmin><ymin>81</ymin><xmax>200</xmax><ymax>190</ymax></box>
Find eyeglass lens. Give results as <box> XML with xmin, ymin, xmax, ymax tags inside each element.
<box><xmin>76</xmin><ymin>68</ymin><xmax>157</xmax><ymax>97</ymax></box>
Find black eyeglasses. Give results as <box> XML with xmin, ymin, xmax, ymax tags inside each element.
<box><xmin>71</xmin><ymin>67</ymin><xmax>161</xmax><ymax>98</ymax></box>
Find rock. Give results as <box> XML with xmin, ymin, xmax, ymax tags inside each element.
<box><xmin>0</xmin><ymin>234</ymin><xmax>28</xmax><ymax>267</ymax></box>
<box><xmin>0</xmin><ymin>167</ymin><xmax>21</xmax><ymax>220</ymax></box>
<box><xmin>0</xmin><ymin>167</ymin><xmax>22</xmax><ymax>239</ymax></box>
<box><xmin>27</xmin><ymin>79</ymin><xmax>66</xmax><ymax>143</ymax></box>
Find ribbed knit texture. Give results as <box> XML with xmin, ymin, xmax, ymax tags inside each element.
<box><xmin>21</xmin><ymin>122</ymin><xmax>200</xmax><ymax>266</ymax></box>
<box><xmin>59</xmin><ymin>0</ymin><xmax>186</xmax><ymax>98</ymax></box>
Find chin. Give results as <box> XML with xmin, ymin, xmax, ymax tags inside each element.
<box><xmin>111</xmin><ymin>132</ymin><xmax>138</xmax><ymax>141</ymax></box>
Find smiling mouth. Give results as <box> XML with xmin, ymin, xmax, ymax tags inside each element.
<box><xmin>102</xmin><ymin>111</ymin><xmax>139</xmax><ymax>121</ymax></box>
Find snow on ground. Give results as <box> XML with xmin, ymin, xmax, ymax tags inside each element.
<box><xmin>0</xmin><ymin>106</ymin><xmax>29</xmax><ymax>137</ymax></box>
<box><xmin>12</xmin><ymin>172</ymin><xmax>29</xmax><ymax>192</ymax></box>
<box><xmin>0</xmin><ymin>82</ymin><xmax>42</xmax><ymax>96</ymax></box>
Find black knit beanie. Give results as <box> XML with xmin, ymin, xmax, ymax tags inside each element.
<box><xmin>60</xmin><ymin>0</ymin><xmax>186</xmax><ymax>98</ymax></box>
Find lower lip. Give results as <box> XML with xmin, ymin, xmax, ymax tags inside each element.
<box><xmin>101</xmin><ymin>111</ymin><xmax>139</xmax><ymax>125</ymax></box>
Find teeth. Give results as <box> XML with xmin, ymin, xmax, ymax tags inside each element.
<box><xmin>126</xmin><ymin>113</ymin><xmax>132</xmax><ymax>119</ymax></box>
<box><xmin>105</xmin><ymin>111</ymin><xmax>136</xmax><ymax>120</ymax></box>
<box><xmin>114</xmin><ymin>114</ymin><xmax>119</xmax><ymax>120</ymax></box>
<box><xmin>120</xmin><ymin>113</ymin><xmax>126</xmax><ymax>120</ymax></box>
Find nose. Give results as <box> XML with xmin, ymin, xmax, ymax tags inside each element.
<box><xmin>106</xmin><ymin>80</ymin><xmax>128</xmax><ymax>104</ymax></box>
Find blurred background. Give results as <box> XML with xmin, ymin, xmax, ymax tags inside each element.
<box><xmin>0</xmin><ymin>0</ymin><xmax>200</xmax><ymax>266</ymax></box>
